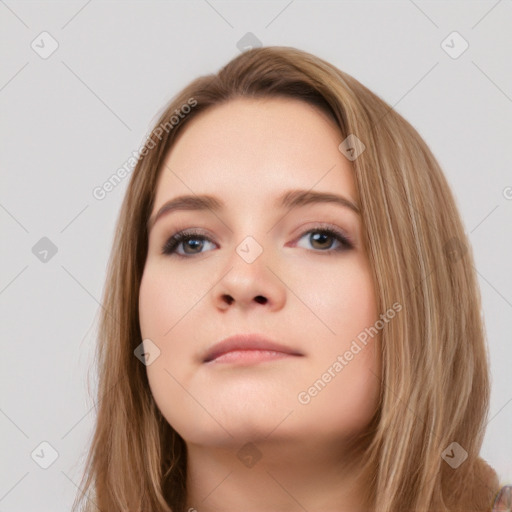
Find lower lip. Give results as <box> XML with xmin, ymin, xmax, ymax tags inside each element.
<box><xmin>206</xmin><ymin>350</ymin><xmax>299</xmax><ymax>365</ymax></box>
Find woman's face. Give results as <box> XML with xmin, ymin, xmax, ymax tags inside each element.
<box><xmin>139</xmin><ymin>97</ymin><xmax>381</xmax><ymax>448</ymax></box>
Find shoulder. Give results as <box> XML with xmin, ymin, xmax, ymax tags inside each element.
<box><xmin>491</xmin><ymin>485</ymin><xmax>511</xmax><ymax>511</ymax></box>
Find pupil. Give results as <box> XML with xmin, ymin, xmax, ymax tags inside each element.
<box><xmin>185</xmin><ymin>239</ymin><xmax>202</xmax><ymax>253</ymax></box>
<box><xmin>312</xmin><ymin>232</ymin><xmax>331</xmax><ymax>249</ymax></box>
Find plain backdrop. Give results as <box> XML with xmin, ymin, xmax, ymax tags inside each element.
<box><xmin>1</xmin><ymin>1</ymin><xmax>511</xmax><ymax>510</ymax></box>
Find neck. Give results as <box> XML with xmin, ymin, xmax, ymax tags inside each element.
<box><xmin>185</xmin><ymin>436</ymin><xmax>373</xmax><ymax>512</ymax></box>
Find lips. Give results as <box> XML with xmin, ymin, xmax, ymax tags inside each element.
<box><xmin>203</xmin><ymin>334</ymin><xmax>303</xmax><ymax>363</ymax></box>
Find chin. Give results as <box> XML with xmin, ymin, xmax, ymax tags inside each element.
<box><xmin>169</xmin><ymin>409</ymin><xmax>290</xmax><ymax>448</ymax></box>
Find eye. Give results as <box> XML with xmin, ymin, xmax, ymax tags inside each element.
<box><xmin>294</xmin><ymin>225</ymin><xmax>353</xmax><ymax>253</ymax></box>
<box><xmin>161</xmin><ymin>225</ymin><xmax>354</xmax><ymax>258</ymax></box>
<box><xmin>161</xmin><ymin>229</ymin><xmax>216</xmax><ymax>257</ymax></box>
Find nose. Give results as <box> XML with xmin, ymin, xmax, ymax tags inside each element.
<box><xmin>212</xmin><ymin>240</ymin><xmax>286</xmax><ymax>312</ymax></box>
<box><xmin>221</xmin><ymin>292</ymin><xmax>268</xmax><ymax>307</ymax></box>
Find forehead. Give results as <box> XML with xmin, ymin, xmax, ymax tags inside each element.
<box><xmin>152</xmin><ymin>97</ymin><xmax>357</xmax><ymax>210</ymax></box>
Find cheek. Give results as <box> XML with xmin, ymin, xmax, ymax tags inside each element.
<box><xmin>295</xmin><ymin>345</ymin><xmax>381</xmax><ymax>440</ymax></box>
<box><xmin>138</xmin><ymin>263</ymin><xmax>196</xmax><ymax>337</ymax></box>
<box><xmin>138</xmin><ymin>268</ymin><xmax>204</xmax><ymax>438</ymax></box>
<box><xmin>298</xmin><ymin>256</ymin><xmax>378</xmax><ymax>342</ymax></box>
<box><xmin>138</xmin><ymin>267</ymin><xmax>202</xmax><ymax>405</ymax></box>
<box><xmin>292</xmin><ymin>258</ymin><xmax>381</xmax><ymax>431</ymax></box>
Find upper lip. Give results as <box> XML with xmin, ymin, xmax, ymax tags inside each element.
<box><xmin>203</xmin><ymin>334</ymin><xmax>304</xmax><ymax>363</ymax></box>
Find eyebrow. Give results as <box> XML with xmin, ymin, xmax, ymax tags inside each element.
<box><xmin>147</xmin><ymin>189</ymin><xmax>361</xmax><ymax>233</ymax></box>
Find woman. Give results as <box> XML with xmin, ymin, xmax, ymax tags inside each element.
<box><xmin>73</xmin><ymin>46</ymin><xmax>509</xmax><ymax>511</ymax></box>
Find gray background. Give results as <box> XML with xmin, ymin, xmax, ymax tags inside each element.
<box><xmin>1</xmin><ymin>1</ymin><xmax>511</xmax><ymax>510</ymax></box>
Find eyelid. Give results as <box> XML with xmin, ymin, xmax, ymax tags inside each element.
<box><xmin>159</xmin><ymin>219</ymin><xmax>354</xmax><ymax>243</ymax></box>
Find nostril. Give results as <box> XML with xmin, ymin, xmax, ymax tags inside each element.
<box><xmin>255</xmin><ymin>296</ymin><xmax>267</xmax><ymax>304</ymax></box>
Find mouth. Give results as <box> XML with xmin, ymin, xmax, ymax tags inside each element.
<box><xmin>203</xmin><ymin>334</ymin><xmax>304</xmax><ymax>365</ymax></box>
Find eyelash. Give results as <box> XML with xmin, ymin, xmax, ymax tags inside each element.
<box><xmin>161</xmin><ymin>224</ymin><xmax>354</xmax><ymax>258</ymax></box>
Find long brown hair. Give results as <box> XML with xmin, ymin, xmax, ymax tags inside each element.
<box><xmin>73</xmin><ymin>46</ymin><xmax>503</xmax><ymax>512</ymax></box>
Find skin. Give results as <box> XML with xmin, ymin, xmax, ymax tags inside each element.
<box><xmin>138</xmin><ymin>97</ymin><xmax>381</xmax><ymax>512</ymax></box>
